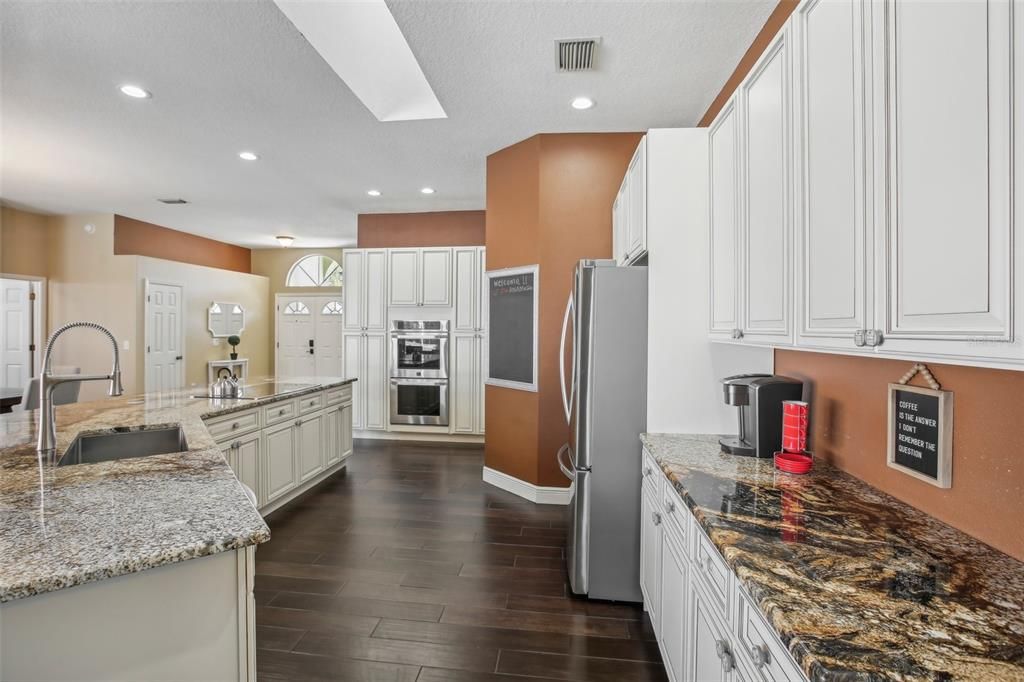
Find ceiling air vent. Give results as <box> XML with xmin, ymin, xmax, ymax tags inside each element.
<box><xmin>157</xmin><ymin>198</ymin><xmax>189</xmax><ymax>205</ymax></box>
<box><xmin>555</xmin><ymin>37</ymin><xmax>600</xmax><ymax>72</ymax></box>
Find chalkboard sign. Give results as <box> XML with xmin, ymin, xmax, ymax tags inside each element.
<box><xmin>486</xmin><ymin>265</ymin><xmax>539</xmax><ymax>392</ymax></box>
<box><xmin>887</xmin><ymin>383</ymin><xmax>953</xmax><ymax>488</ymax></box>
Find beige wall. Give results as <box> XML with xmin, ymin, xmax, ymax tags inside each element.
<box><xmin>47</xmin><ymin>214</ymin><xmax>140</xmax><ymax>400</ymax></box>
<box><xmin>250</xmin><ymin>247</ymin><xmax>343</xmax><ymax>373</ymax></box>
<box><xmin>135</xmin><ymin>257</ymin><xmax>270</xmax><ymax>390</ymax></box>
<box><xmin>1</xmin><ymin>205</ymin><xmax>51</xmax><ymax>278</ymax></box>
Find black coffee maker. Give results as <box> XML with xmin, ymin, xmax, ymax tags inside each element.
<box><xmin>719</xmin><ymin>374</ymin><xmax>803</xmax><ymax>458</ymax></box>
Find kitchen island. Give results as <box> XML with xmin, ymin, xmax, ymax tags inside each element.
<box><xmin>640</xmin><ymin>433</ymin><xmax>1024</xmax><ymax>681</ymax></box>
<box><xmin>0</xmin><ymin>376</ymin><xmax>355</xmax><ymax>681</ymax></box>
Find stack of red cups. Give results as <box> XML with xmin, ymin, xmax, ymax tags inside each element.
<box><xmin>775</xmin><ymin>400</ymin><xmax>813</xmax><ymax>474</ymax></box>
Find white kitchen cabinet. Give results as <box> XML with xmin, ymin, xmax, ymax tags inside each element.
<box><xmin>343</xmin><ymin>249</ymin><xmax>388</xmax><ymax>332</ymax></box>
<box><xmin>451</xmin><ymin>332</ymin><xmax>486</xmax><ymax>435</ymax></box>
<box><xmin>639</xmin><ymin>486</ymin><xmax>661</xmax><ymax>629</ymax></box>
<box><xmin>296</xmin><ymin>411</ymin><xmax>324</xmax><ymax>483</ymax></box>
<box><xmin>344</xmin><ymin>332</ymin><xmax>388</xmax><ymax>432</ymax></box>
<box><xmin>687</xmin><ymin>578</ymin><xmax>740</xmax><ymax>682</ymax></box>
<box><xmin>659</xmin><ymin>517</ymin><xmax>687</xmax><ymax>682</ymax></box>
<box><xmin>323</xmin><ymin>402</ymin><xmax>353</xmax><ymax>467</ymax></box>
<box><xmin>388</xmin><ymin>247</ymin><xmax>452</xmax><ymax>307</ymax></box>
<box><xmin>739</xmin><ymin>27</ymin><xmax>792</xmax><ymax>346</ymax></box>
<box><xmin>709</xmin><ymin>99</ymin><xmax>742</xmax><ymax>340</ymax></box>
<box><xmin>454</xmin><ymin>246</ymin><xmax>487</xmax><ymax>332</ymax></box>
<box><xmin>222</xmin><ymin>431</ymin><xmax>261</xmax><ymax>507</ymax></box>
<box><xmin>613</xmin><ymin>136</ymin><xmax>649</xmax><ymax>266</ymax></box>
<box><xmin>868</xmin><ymin>0</ymin><xmax>1021</xmax><ymax>363</ymax></box>
<box><xmin>262</xmin><ymin>420</ymin><xmax>298</xmax><ymax>505</ymax></box>
<box><xmin>792</xmin><ymin>0</ymin><xmax>873</xmax><ymax>352</ymax></box>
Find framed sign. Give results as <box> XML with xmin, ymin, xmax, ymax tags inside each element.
<box><xmin>887</xmin><ymin>365</ymin><xmax>954</xmax><ymax>488</ymax></box>
<box><xmin>486</xmin><ymin>265</ymin><xmax>539</xmax><ymax>392</ymax></box>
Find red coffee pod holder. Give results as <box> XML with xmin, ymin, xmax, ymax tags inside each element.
<box><xmin>774</xmin><ymin>451</ymin><xmax>813</xmax><ymax>475</ymax></box>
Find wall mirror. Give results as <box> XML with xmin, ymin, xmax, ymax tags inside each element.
<box><xmin>208</xmin><ymin>302</ymin><xmax>246</xmax><ymax>337</ymax></box>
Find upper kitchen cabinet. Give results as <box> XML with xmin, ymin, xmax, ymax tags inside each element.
<box><xmin>343</xmin><ymin>249</ymin><xmax>388</xmax><ymax>332</ymax></box>
<box><xmin>739</xmin><ymin>26</ymin><xmax>793</xmax><ymax>346</ymax></box>
<box><xmin>388</xmin><ymin>247</ymin><xmax>452</xmax><ymax>307</ymax></box>
<box><xmin>453</xmin><ymin>246</ymin><xmax>487</xmax><ymax>333</ymax></box>
<box><xmin>613</xmin><ymin>136</ymin><xmax>648</xmax><ymax>265</ymax></box>
<box><xmin>793</xmin><ymin>0</ymin><xmax>874</xmax><ymax>351</ymax></box>
<box><xmin>868</xmin><ymin>0</ymin><xmax>1022</xmax><ymax>364</ymax></box>
<box><xmin>708</xmin><ymin>99</ymin><xmax>741</xmax><ymax>340</ymax></box>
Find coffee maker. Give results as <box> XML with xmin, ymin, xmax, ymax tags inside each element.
<box><xmin>719</xmin><ymin>374</ymin><xmax>804</xmax><ymax>458</ymax></box>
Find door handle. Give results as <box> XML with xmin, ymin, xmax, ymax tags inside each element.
<box><xmin>175</xmin><ymin>356</ymin><xmax>183</xmax><ymax>360</ymax></box>
<box><xmin>559</xmin><ymin>293</ymin><xmax>576</xmax><ymax>425</ymax></box>
<box><xmin>557</xmin><ymin>443</ymin><xmax>575</xmax><ymax>481</ymax></box>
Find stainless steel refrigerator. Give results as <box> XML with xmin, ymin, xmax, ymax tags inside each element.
<box><xmin>557</xmin><ymin>259</ymin><xmax>647</xmax><ymax>601</ymax></box>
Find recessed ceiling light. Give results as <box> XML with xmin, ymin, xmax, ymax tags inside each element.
<box><xmin>367</xmin><ymin>189</ymin><xmax>381</xmax><ymax>197</ymax></box>
<box><xmin>238</xmin><ymin>151</ymin><xmax>259</xmax><ymax>161</ymax></box>
<box><xmin>276</xmin><ymin>235</ymin><xmax>295</xmax><ymax>247</ymax></box>
<box><xmin>571</xmin><ymin>96</ymin><xmax>595</xmax><ymax>110</ymax></box>
<box><xmin>119</xmin><ymin>84</ymin><xmax>151</xmax><ymax>99</ymax></box>
<box><xmin>420</xmin><ymin>187</ymin><xmax>435</xmax><ymax>195</ymax></box>
<box><xmin>158</xmin><ymin>198</ymin><xmax>189</xmax><ymax>205</ymax></box>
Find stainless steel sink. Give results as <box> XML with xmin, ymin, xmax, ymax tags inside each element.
<box><xmin>57</xmin><ymin>426</ymin><xmax>188</xmax><ymax>466</ymax></box>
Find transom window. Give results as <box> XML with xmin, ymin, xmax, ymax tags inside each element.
<box><xmin>322</xmin><ymin>301</ymin><xmax>343</xmax><ymax>315</ymax></box>
<box><xmin>286</xmin><ymin>254</ymin><xmax>342</xmax><ymax>288</ymax></box>
<box><xmin>284</xmin><ymin>301</ymin><xmax>310</xmax><ymax>315</ymax></box>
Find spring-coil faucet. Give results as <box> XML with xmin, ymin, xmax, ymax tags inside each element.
<box><xmin>37</xmin><ymin>322</ymin><xmax>124</xmax><ymax>462</ymax></box>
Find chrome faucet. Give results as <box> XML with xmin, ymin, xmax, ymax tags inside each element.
<box><xmin>37</xmin><ymin>322</ymin><xmax>124</xmax><ymax>463</ymax></box>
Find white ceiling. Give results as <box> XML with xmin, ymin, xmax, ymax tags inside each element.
<box><xmin>0</xmin><ymin>0</ymin><xmax>775</xmax><ymax>249</ymax></box>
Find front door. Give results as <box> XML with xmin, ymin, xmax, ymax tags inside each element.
<box><xmin>276</xmin><ymin>295</ymin><xmax>345</xmax><ymax>379</ymax></box>
<box><xmin>145</xmin><ymin>281</ymin><xmax>184</xmax><ymax>393</ymax></box>
<box><xmin>1</xmin><ymin>278</ymin><xmax>32</xmax><ymax>389</ymax></box>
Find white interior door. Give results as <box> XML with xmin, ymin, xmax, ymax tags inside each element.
<box><xmin>1</xmin><ymin>278</ymin><xmax>32</xmax><ymax>389</ymax></box>
<box><xmin>145</xmin><ymin>281</ymin><xmax>184</xmax><ymax>393</ymax></box>
<box><xmin>277</xmin><ymin>297</ymin><xmax>316</xmax><ymax>379</ymax></box>
<box><xmin>314</xmin><ymin>298</ymin><xmax>344</xmax><ymax>377</ymax></box>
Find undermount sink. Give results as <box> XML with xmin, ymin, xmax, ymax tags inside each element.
<box><xmin>57</xmin><ymin>426</ymin><xmax>188</xmax><ymax>467</ymax></box>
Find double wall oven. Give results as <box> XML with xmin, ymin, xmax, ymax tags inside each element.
<box><xmin>389</xmin><ymin>320</ymin><xmax>449</xmax><ymax>426</ymax></box>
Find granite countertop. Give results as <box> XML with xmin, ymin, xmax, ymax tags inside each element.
<box><xmin>0</xmin><ymin>376</ymin><xmax>355</xmax><ymax>604</ymax></box>
<box><xmin>641</xmin><ymin>433</ymin><xmax>1024</xmax><ymax>682</ymax></box>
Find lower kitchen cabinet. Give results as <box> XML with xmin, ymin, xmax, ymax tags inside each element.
<box><xmin>297</xmin><ymin>412</ymin><xmax>324</xmax><ymax>483</ymax></box>
<box><xmin>343</xmin><ymin>332</ymin><xmax>387</xmax><ymax>432</ymax></box>
<box><xmin>263</xmin><ymin>420</ymin><xmax>298</xmax><ymax>505</ymax></box>
<box><xmin>451</xmin><ymin>333</ymin><xmax>486</xmax><ymax>435</ymax></box>
<box><xmin>640</xmin><ymin>448</ymin><xmax>806</xmax><ymax>682</ymax></box>
<box><xmin>323</xmin><ymin>402</ymin><xmax>353</xmax><ymax>467</ymax></box>
<box><xmin>221</xmin><ymin>431</ymin><xmax>261</xmax><ymax>506</ymax></box>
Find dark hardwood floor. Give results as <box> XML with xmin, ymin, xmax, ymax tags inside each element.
<box><xmin>255</xmin><ymin>439</ymin><xmax>666</xmax><ymax>681</ymax></box>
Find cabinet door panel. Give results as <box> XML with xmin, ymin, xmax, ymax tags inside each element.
<box><xmin>709</xmin><ymin>101</ymin><xmax>740</xmax><ymax>337</ymax></box>
<box><xmin>659</xmin><ymin>528</ymin><xmax>687</xmax><ymax>682</ymax></box>
<box><xmin>235</xmin><ymin>433</ymin><xmax>261</xmax><ymax>505</ymax></box>
<box><xmin>742</xmin><ymin>31</ymin><xmax>791</xmax><ymax>342</ymax></box>
<box><xmin>794</xmin><ymin>0</ymin><xmax>871</xmax><ymax>350</ymax></box>
<box><xmin>451</xmin><ymin>334</ymin><xmax>477</xmax><ymax>434</ymax></box>
<box><xmin>341</xmin><ymin>404</ymin><xmax>354</xmax><ymax>459</ymax></box>
<box><xmin>343</xmin><ymin>334</ymin><xmax>364</xmax><ymax>430</ymax></box>
<box><xmin>364</xmin><ymin>333</ymin><xmax>388</xmax><ymax>430</ymax></box>
<box><xmin>476</xmin><ymin>248</ymin><xmax>487</xmax><ymax>333</ymax></box>
<box><xmin>420</xmin><ymin>248</ymin><xmax>452</xmax><ymax>306</ymax></box>
<box><xmin>389</xmin><ymin>249</ymin><xmax>419</xmax><ymax>307</ymax></box>
<box><xmin>686</xmin><ymin>581</ymin><xmax>733</xmax><ymax>682</ymax></box>
<box><xmin>474</xmin><ymin>334</ymin><xmax>486</xmax><ymax>435</ymax></box>
<box><xmin>297</xmin><ymin>413</ymin><xmax>324</xmax><ymax>483</ymax></box>
<box><xmin>453</xmin><ymin>248</ymin><xmax>478</xmax><ymax>332</ymax></box>
<box><xmin>627</xmin><ymin>138</ymin><xmax>647</xmax><ymax>261</ymax></box>
<box><xmin>263</xmin><ymin>423</ymin><xmax>297</xmax><ymax>504</ymax></box>
<box><xmin>639</xmin><ymin>487</ymin><xmax>661</xmax><ymax>627</ymax></box>
<box><xmin>364</xmin><ymin>249</ymin><xmax>388</xmax><ymax>331</ymax></box>
<box><xmin>613</xmin><ymin>189</ymin><xmax>626</xmax><ymax>265</ymax></box>
<box><xmin>324</xmin><ymin>406</ymin><xmax>342</xmax><ymax>467</ymax></box>
<box><xmin>342</xmin><ymin>250</ymin><xmax>364</xmax><ymax>331</ymax></box>
<box><xmin>879</xmin><ymin>0</ymin><xmax>1015</xmax><ymax>353</ymax></box>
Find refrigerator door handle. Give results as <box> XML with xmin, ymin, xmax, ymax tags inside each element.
<box><xmin>559</xmin><ymin>292</ymin><xmax>576</xmax><ymax>425</ymax></box>
<box><xmin>557</xmin><ymin>443</ymin><xmax>575</xmax><ymax>481</ymax></box>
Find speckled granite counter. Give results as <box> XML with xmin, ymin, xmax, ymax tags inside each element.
<box><xmin>641</xmin><ymin>433</ymin><xmax>1024</xmax><ymax>681</ymax></box>
<box><xmin>0</xmin><ymin>377</ymin><xmax>354</xmax><ymax>603</ymax></box>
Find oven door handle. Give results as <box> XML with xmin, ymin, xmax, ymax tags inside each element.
<box><xmin>390</xmin><ymin>378</ymin><xmax>448</xmax><ymax>387</ymax></box>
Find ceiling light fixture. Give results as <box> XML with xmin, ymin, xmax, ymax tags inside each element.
<box><xmin>238</xmin><ymin>151</ymin><xmax>260</xmax><ymax>161</ymax></box>
<box><xmin>276</xmin><ymin>235</ymin><xmax>295</xmax><ymax>247</ymax></box>
<box><xmin>571</xmin><ymin>96</ymin><xmax>595</xmax><ymax>110</ymax></box>
<box><xmin>367</xmin><ymin>189</ymin><xmax>381</xmax><ymax>197</ymax></box>
<box><xmin>420</xmin><ymin>187</ymin><xmax>435</xmax><ymax>195</ymax></box>
<box><xmin>119</xmin><ymin>84</ymin><xmax>151</xmax><ymax>99</ymax></box>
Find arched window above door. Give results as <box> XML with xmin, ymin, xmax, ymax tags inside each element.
<box><xmin>286</xmin><ymin>254</ymin><xmax>342</xmax><ymax>287</ymax></box>
<box><xmin>283</xmin><ymin>301</ymin><xmax>310</xmax><ymax>315</ymax></box>
<box><xmin>321</xmin><ymin>301</ymin><xmax>343</xmax><ymax>315</ymax></box>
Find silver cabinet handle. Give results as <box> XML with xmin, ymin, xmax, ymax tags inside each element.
<box><xmin>666</xmin><ymin>501</ymin><xmax>676</xmax><ymax>513</ymax></box>
<box><xmin>715</xmin><ymin>640</ymin><xmax>727</xmax><ymax>658</ymax></box>
<box><xmin>715</xmin><ymin>640</ymin><xmax>734</xmax><ymax>671</ymax></box>
<box><xmin>651</xmin><ymin>512</ymin><xmax>662</xmax><ymax>526</ymax></box>
<box><xmin>750</xmin><ymin>644</ymin><xmax>770</xmax><ymax>669</ymax></box>
<box><xmin>231</xmin><ymin>440</ymin><xmax>241</xmax><ymax>450</ymax></box>
<box><xmin>854</xmin><ymin>329</ymin><xmax>866</xmax><ymax>347</ymax></box>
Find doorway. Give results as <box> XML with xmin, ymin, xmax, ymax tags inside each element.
<box><xmin>275</xmin><ymin>294</ymin><xmax>344</xmax><ymax>379</ymax></box>
<box><xmin>144</xmin><ymin>279</ymin><xmax>185</xmax><ymax>393</ymax></box>
<box><xmin>0</xmin><ymin>274</ymin><xmax>45</xmax><ymax>392</ymax></box>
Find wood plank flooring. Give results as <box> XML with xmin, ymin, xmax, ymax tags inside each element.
<box><xmin>255</xmin><ymin>439</ymin><xmax>665</xmax><ymax>681</ymax></box>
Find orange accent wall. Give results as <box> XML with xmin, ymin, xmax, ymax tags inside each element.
<box><xmin>774</xmin><ymin>350</ymin><xmax>1024</xmax><ymax>561</ymax></box>
<box><xmin>114</xmin><ymin>215</ymin><xmax>251</xmax><ymax>273</ymax></box>
<box><xmin>357</xmin><ymin>211</ymin><xmax>485</xmax><ymax>248</ymax></box>
<box><xmin>485</xmin><ymin>133</ymin><xmax>644</xmax><ymax>488</ymax></box>
<box><xmin>698</xmin><ymin>0</ymin><xmax>799</xmax><ymax>127</ymax></box>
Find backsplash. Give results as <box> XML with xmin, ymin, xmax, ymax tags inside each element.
<box><xmin>774</xmin><ymin>349</ymin><xmax>1024</xmax><ymax>562</ymax></box>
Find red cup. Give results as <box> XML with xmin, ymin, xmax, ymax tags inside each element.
<box><xmin>781</xmin><ymin>400</ymin><xmax>809</xmax><ymax>453</ymax></box>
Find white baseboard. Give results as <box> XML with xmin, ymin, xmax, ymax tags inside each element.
<box><xmin>354</xmin><ymin>430</ymin><xmax>485</xmax><ymax>444</ymax></box>
<box><xmin>482</xmin><ymin>466</ymin><xmax>573</xmax><ymax>505</ymax></box>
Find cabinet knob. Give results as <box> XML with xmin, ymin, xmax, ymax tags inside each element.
<box><xmin>278</xmin><ymin>408</ymin><xmax>285</xmax><ymax>415</ymax></box>
<box><xmin>295</xmin><ymin>418</ymin><xmax>303</xmax><ymax>426</ymax></box>
<box><xmin>702</xmin><ymin>556</ymin><xmax>713</xmax><ymax>574</ymax></box>
<box><xmin>665</xmin><ymin>501</ymin><xmax>675</xmax><ymax>513</ymax></box>
<box><xmin>231</xmin><ymin>422</ymin><xmax>239</xmax><ymax>430</ymax></box>
<box><xmin>750</xmin><ymin>644</ymin><xmax>770</xmax><ymax>669</ymax></box>
<box><xmin>854</xmin><ymin>329</ymin><xmax>866</xmax><ymax>347</ymax></box>
<box><xmin>643</xmin><ymin>466</ymin><xmax>651</xmax><ymax>477</ymax></box>
<box><xmin>651</xmin><ymin>512</ymin><xmax>662</xmax><ymax>526</ymax></box>
<box><xmin>231</xmin><ymin>440</ymin><xmax>241</xmax><ymax>450</ymax></box>
<box><xmin>715</xmin><ymin>640</ymin><xmax>735</xmax><ymax>671</ymax></box>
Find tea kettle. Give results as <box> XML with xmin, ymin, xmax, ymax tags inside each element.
<box><xmin>211</xmin><ymin>367</ymin><xmax>240</xmax><ymax>399</ymax></box>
